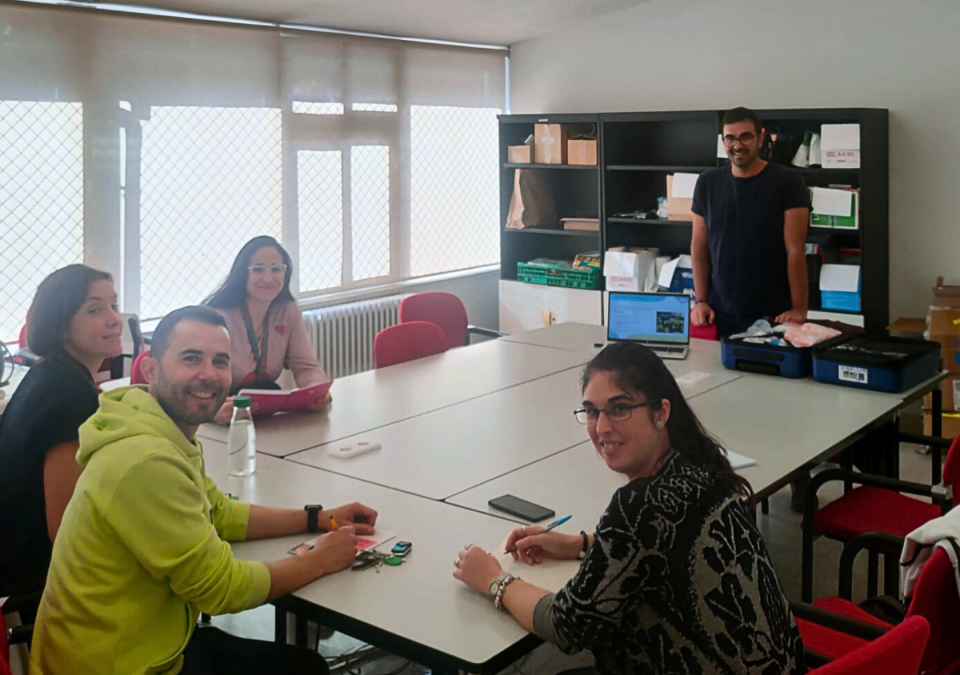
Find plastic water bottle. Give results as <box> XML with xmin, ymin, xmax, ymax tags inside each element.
<box><xmin>227</xmin><ymin>396</ymin><xmax>256</xmax><ymax>476</ymax></box>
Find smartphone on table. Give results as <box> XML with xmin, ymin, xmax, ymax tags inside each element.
<box><xmin>488</xmin><ymin>494</ymin><xmax>555</xmax><ymax>522</ymax></box>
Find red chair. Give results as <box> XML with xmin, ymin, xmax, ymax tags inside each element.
<box><xmin>690</xmin><ymin>323</ymin><xmax>718</xmax><ymax>341</ymax></box>
<box><xmin>373</xmin><ymin>322</ymin><xmax>449</xmax><ymax>369</ymax></box>
<box><xmin>131</xmin><ymin>349</ymin><xmax>150</xmax><ymax>385</ymax></box>
<box><xmin>801</xmin><ymin>435</ymin><xmax>960</xmax><ymax>601</ymax></box>
<box><xmin>796</xmin><ymin>540</ymin><xmax>959</xmax><ymax>673</ymax></box>
<box><xmin>809</xmin><ymin>616</ymin><xmax>930</xmax><ymax>675</ymax></box>
<box><xmin>398</xmin><ymin>292</ymin><xmax>502</xmax><ymax>348</ymax></box>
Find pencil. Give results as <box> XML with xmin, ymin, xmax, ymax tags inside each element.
<box><xmin>329</xmin><ymin>515</ymin><xmax>339</xmax><ymax>530</ymax></box>
<box><xmin>504</xmin><ymin>515</ymin><xmax>572</xmax><ymax>554</ymax></box>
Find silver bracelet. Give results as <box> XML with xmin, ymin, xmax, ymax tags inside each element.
<box><xmin>492</xmin><ymin>573</ymin><xmax>519</xmax><ymax>611</ymax></box>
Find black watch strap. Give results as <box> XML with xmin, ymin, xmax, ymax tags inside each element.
<box><xmin>305</xmin><ymin>504</ymin><xmax>323</xmax><ymax>533</ymax></box>
<box><xmin>578</xmin><ymin>531</ymin><xmax>589</xmax><ymax>560</ymax></box>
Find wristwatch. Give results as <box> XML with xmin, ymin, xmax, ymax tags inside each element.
<box><xmin>304</xmin><ymin>504</ymin><xmax>323</xmax><ymax>533</ymax></box>
<box><xmin>578</xmin><ymin>531</ymin><xmax>590</xmax><ymax>561</ymax></box>
<box><xmin>489</xmin><ymin>573</ymin><xmax>519</xmax><ymax>610</ymax></box>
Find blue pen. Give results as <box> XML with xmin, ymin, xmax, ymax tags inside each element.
<box><xmin>504</xmin><ymin>514</ymin><xmax>572</xmax><ymax>554</ymax></box>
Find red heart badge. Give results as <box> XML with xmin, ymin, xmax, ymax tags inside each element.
<box><xmin>275</xmin><ymin>324</ymin><xmax>286</xmax><ymax>337</ymax></box>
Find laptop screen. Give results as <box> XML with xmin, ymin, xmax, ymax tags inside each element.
<box><xmin>607</xmin><ymin>292</ymin><xmax>690</xmax><ymax>344</ymax></box>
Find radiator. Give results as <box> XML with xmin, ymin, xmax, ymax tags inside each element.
<box><xmin>302</xmin><ymin>294</ymin><xmax>408</xmax><ymax>379</ymax></box>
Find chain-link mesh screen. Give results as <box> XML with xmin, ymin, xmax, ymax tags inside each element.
<box><xmin>139</xmin><ymin>106</ymin><xmax>282</xmax><ymax>319</ymax></box>
<box><xmin>351</xmin><ymin>145</ymin><xmax>390</xmax><ymax>280</ymax></box>
<box><xmin>298</xmin><ymin>150</ymin><xmax>344</xmax><ymax>292</ymax></box>
<box><xmin>352</xmin><ymin>103</ymin><xmax>398</xmax><ymax>113</ymax></box>
<box><xmin>410</xmin><ymin>105</ymin><xmax>500</xmax><ymax>277</ymax></box>
<box><xmin>293</xmin><ymin>102</ymin><xmax>344</xmax><ymax>116</ymax></box>
<box><xmin>0</xmin><ymin>101</ymin><xmax>84</xmax><ymax>342</ymax></box>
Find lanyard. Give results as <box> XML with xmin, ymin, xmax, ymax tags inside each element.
<box><xmin>240</xmin><ymin>303</ymin><xmax>271</xmax><ymax>384</ymax></box>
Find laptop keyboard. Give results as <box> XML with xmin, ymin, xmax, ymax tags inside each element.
<box><xmin>652</xmin><ymin>346</ymin><xmax>686</xmax><ymax>354</ymax></box>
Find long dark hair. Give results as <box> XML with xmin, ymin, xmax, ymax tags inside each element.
<box><xmin>27</xmin><ymin>264</ymin><xmax>113</xmax><ymax>358</ymax></box>
<box><xmin>581</xmin><ymin>342</ymin><xmax>753</xmax><ymax>499</ymax></box>
<box><xmin>204</xmin><ymin>236</ymin><xmax>295</xmax><ymax>310</ymax></box>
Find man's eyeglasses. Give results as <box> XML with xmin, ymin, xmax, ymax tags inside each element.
<box><xmin>722</xmin><ymin>132</ymin><xmax>757</xmax><ymax>147</ymax></box>
<box><xmin>248</xmin><ymin>264</ymin><xmax>288</xmax><ymax>277</ymax></box>
<box><xmin>573</xmin><ymin>401</ymin><xmax>652</xmax><ymax>425</ymax></box>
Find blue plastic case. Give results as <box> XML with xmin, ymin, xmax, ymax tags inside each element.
<box><xmin>812</xmin><ymin>335</ymin><xmax>941</xmax><ymax>393</ymax></box>
<box><xmin>721</xmin><ymin>337</ymin><xmax>812</xmax><ymax>379</ymax></box>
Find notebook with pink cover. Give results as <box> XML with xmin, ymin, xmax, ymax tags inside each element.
<box><xmin>238</xmin><ymin>380</ymin><xmax>333</xmax><ymax>417</ymax></box>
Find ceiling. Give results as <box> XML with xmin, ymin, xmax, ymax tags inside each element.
<box><xmin>120</xmin><ymin>0</ymin><xmax>651</xmax><ymax>45</ymax></box>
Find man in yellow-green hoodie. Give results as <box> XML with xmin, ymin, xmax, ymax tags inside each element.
<box><xmin>30</xmin><ymin>306</ymin><xmax>379</xmax><ymax>675</ymax></box>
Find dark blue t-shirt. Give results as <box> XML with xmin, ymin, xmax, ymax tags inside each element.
<box><xmin>691</xmin><ymin>163</ymin><xmax>810</xmax><ymax>316</ymax></box>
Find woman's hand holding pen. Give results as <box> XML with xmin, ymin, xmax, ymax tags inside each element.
<box><xmin>505</xmin><ymin>526</ymin><xmax>582</xmax><ymax>566</ymax></box>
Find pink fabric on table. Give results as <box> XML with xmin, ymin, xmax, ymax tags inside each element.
<box><xmin>215</xmin><ymin>301</ymin><xmax>327</xmax><ymax>393</ymax></box>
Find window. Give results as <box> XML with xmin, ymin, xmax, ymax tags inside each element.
<box><xmin>0</xmin><ymin>101</ymin><xmax>84</xmax><ymax>341</ymax></box>
<box><xmin>0</xmin><ymin>5</ymin><xmax>506</xmax><ymax>327</ymax></box>
<box><xmin>137</xmin><ymin>106</ymin><xmax>283</xmax><ymax>319</ymax></box>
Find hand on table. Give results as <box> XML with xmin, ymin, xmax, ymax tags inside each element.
<box><xmin>307</xmin><ymin>526</ymin><xmax>358</xmax><ymax>575</ymax></box>
<box><xmin>323</xmin><ymin>502</ymin><xmax>378</xmax><ymax>535</ymax></box>
<box><xmin>504</xmin><ymin>525</ymin><xmax>582</xmax><ymax>565</ymax></box>
<box><xmin>453</xmin><ymin>544</ymin><xmax>503</xmax><ymax>596</ymax></box>
<box><xmin>775</xmin><ymin>308</ymin><xmax>808</xmax><ymax>325</ymax></box>
<box><xmin>306</xmin><ymin>392</ymin><xmax>333</xmax><ymax>413</ymax></box>
<box><xmin>691</xmin><ymin>303</ymin><xmax>715</xmax><ymax>327</ymax></box>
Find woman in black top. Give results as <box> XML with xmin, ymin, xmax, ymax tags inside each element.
<box><xmin>454</xmin><ymin>343</ymin><xmax>803</xmax><ymax>675</ymax></box>
<box><xmin>0</xmin><ymin>265</ymin><xmax>122</xmax><ymax>598</ymax></box>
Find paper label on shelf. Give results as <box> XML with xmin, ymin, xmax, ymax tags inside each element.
<box><xmin>838</xmin><ymin>365</ymin><xmax>868</xmax><ymax>385</ymax></box>
<box><xmin>670</xmin><ymin>173</ymin><xmax>699</xmax><ymax>199</ymax></box>
<box><xmin>811</xmin><ymin>187</ymin><xmax>853</xmax><ymax>217</ymax></box>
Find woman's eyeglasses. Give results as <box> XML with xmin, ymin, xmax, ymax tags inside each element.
<box><xmin>573</xmin><ymin>401</ymin><xmax>652</xmax><ymax>425</ymax></box>
<box><xmin>248</xmin><ymin>264</ymin><xmax>288</xmax><ymax>277</ymax></box>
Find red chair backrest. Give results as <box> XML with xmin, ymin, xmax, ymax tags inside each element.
<box><xmin>374</xmin><ymin>322</ymin><xmax>449</xmax><ymax>369</ymax></box>
<box><xmin>906</xmin><ymin>547</ymin><xmax>960</xmax><ymax>673</ymax></box>
<box><xmin>811</xmin><ymin>615</ymin><xmax>930</xmax><ymax>675</ymax></box>
<box><xmin>0</xmin><ymin>606</ymin><xmax>12</xmax><ymax>675</ymax></box>
<box><xmin>18</xmin><ymin>324</ymin><xmax>28</xmax><ymax>350</ymax></box>
<box><xmin>941</xmin><ymin>435</ymin><xmax>960</xmax><ymax>507</ymax></box>
<box><xmin>131</xmin><ymin>349</ymin><xmax>151</xmax><ymax>385</ymax></box>
<box><xmin>399</xmin><ymin>292</ymin><xmax>469</xmax><ymax>348</ymax></box>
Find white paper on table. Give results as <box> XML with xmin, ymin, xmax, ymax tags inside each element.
<box><xmin>820</xmin><ymin>264</ymin><xmax>861</xmax><ymax>292</ymax></box>
<box><xmin>675</xmin><ymin>371</ymin><xmax>711</xmax><ymax>386</ymax></box>
<box><xmin>671</xmin><ymin>172</ymin><xmax>699</xmax><ymax>199</ymax></box>
<box><xmin>810</xmin><ymin>187</ymin><xmax>853</xmax><ymax>217</ymax></box>
<box><xmin>289</xmin><ymin>529</ymin><xmax>397</xmax><ymax>556</ymax></box>
<box><xmin>726</xmin><ymin>450</ymin><xmax>757</xmax><ymax>470</ymax></box>
<box><xmin>604</xmin><ymin>251</ymin><xmax>638</xmax><ymax>278</ymax></box>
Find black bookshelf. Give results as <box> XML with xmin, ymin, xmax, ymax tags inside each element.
<box><xmin>499</xmin><ymin>108</ymin><xmax>889</xmax><ymax>333</ymax></box>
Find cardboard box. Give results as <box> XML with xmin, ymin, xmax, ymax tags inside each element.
<box><xmin>604</xmin><ymin>250</ymin><xmax>657</xmax><ymax>293</ymax></box>
<box><xmin>820</xmin><ymin>264</ymin><xmax>861</xmax><ymax>312</ymax></box>
<box><xmin>567</xmin><ymin>138</ymin><xmax>597</xmax><ymax>166</ymax></box>
<box><xmin>924</xmin><ymin>374</ymin><xmax>960</xmax><ymax>412</ymax></box>
<box><xmin>888</xmin><ymin>317</ymin><xmax>926</xmax><ymax>339</ymax></box>
<box><xmin>933</xmin><ymin>277</ymin><xmax>960</xmax><ymax>309</ymax></box>
<box><xmin>534</xmin><ymin>124</ymin><xmax>568</xmax><ymax>164</ymax></box>
<box><xmin>666</xmin><ymin>174</ymin><xmax>694</xmax><ymax>221</ymax></box>
<box><xmin>922</xmin><ymin>409</ymin><xmax>960</xmax><ymax>439</ymax></box>
<box><xmin>507</xmin><ymin>145</ymin><xmax>531</xmax><ymax>163</ymax></box>
<box><xmin>821</xmin><ymin>123</ymin><xmax>861</xmax><ymax>169</ymax></box>
<box><xmin>926</xmin><ymin>307</ymin><xmax>960</xmax><ymax>373</ymax></box>
<box><xmin>561</xmin><ymin>218</ymin><xmax>599</xmax><ymax>232</ymax></box>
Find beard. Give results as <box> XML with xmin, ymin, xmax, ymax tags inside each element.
<box><xmin>155</xmin><ymin>370</ymin><xmax>228</xmax><ymax>427</ymax></box>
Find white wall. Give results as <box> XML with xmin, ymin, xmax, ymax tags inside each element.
<box><xmin>510</xmin><ymin>0</ymin><xmax>960</xmax><ymax>320</ymax></box>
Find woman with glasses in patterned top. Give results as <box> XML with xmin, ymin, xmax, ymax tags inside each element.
<box><xmin>453</xmin><ymin>342</ymin><xmax>803</xmax><ymax>675</ymax></box>
<box><xmin>204</xmin><ymin>236</ymin><xmax>329</xmax><ymax>424</ymax></box>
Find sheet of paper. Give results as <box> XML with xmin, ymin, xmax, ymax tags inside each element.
<box><xmin>658</xmin><ymin>257</ymin><xmax>680</xmax><ymax>289</ymax></box>
<box><xmin>289</xmin><ymin>529</ymin><xmax>397</xmax><ymax>556</ymax></box>
<box><xmin>811</xmin><ymin>187</ymin><xmax>853</xmax><ymax>217</ymax></box>
<box><xmin>726</xmin><ymin>450</ymin><xmax>756</xmax><ymax>470</ymax></box>
<box><xmin>820</xmin><ymin>264</ymin><xmax>861</xmax><ymax>293</ymax></box>
<box><xmin>675</xmin><ymin>371</ymin><xmax>711</xmax><ymax>386</ymax></box>
<box><xmin>671</xmin><ymin>172</ymin><xmax>699</xmax><ymax>199</ymax></box>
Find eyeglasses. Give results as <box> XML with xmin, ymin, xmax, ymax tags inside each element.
<box><xmin>722</xmin><ymin>132</ymin><xmax>757</xmax><ymax>147</ymax></box>
<box><xmin>248</xmin><ymin>264</ymin><xmax>288</xmax><ymax>277</ymax></box>
<box><xmin>573</xmin><ymin>401</ymin><xmax>652</xmax><ymax>425</ymax></box>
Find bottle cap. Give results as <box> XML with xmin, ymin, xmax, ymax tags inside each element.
<box><xmin>234</xmin><ymin>395</ymin><xmax>252</xmax><ymax>408</ymax></box>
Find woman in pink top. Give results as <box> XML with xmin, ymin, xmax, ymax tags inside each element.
<box><xmin>204</xmin><ymin>236</ymin><xmax>330</xmax><ymax>423</ymax></box>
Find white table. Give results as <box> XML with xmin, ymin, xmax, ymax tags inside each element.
<box><xmin>198</xmin><ymin>339</ymin><xmax>594</xmax><ymax>457</ymax></box>
<box><xmin>202</xmin><ymin>440</ymin><xmax>578</xmax><ymax>674</ymax></box>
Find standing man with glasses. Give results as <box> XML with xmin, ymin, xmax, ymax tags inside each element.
<box><xmin>690</xmin><ymin>107</ymin><xmax>811</xmax><ymax>338</ymax></box>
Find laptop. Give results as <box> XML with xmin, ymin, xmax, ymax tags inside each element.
<box><xmin>607</xmin><ymin>292</ymin><xmax>690</xmax><ymax>360</ymax></box>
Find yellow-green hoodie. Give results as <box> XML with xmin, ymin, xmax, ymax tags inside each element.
<box><xmin>30</xmin><ymin>386</ymin><xmax>271</xmax><ymax>675</ymax></box>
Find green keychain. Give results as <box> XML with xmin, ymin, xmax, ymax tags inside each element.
<box><xmin>383</xmin><ymin>556</ymin><xmax>404</xmax><ymax>566</ymax></box>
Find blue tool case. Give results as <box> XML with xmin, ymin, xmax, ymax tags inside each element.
<box><xmin>811</xmin><ymin>335</ymin><xmax>941</xmax><ymax>392</ymax></box>
<box><xmin>720</xmin><ymin>337</ymin><xmax>812</xmax><ymax>378</ymax></box>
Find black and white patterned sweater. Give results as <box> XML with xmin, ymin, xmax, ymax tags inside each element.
<box><xmin>532</xmin><ymin>452</ymin><xmax>804</xmax><ymax>675</ymax></box>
